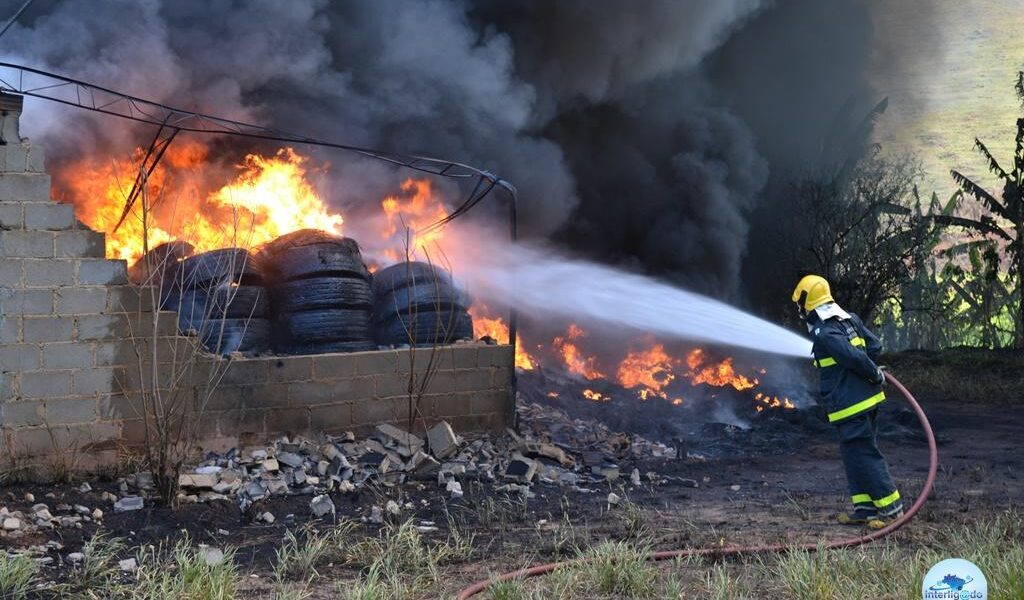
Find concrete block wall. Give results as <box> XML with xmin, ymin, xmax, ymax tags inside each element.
<box><xmin>0</xmin><ymin>95</ymin><xmax>514</xmax><ymax>472</ymax></box>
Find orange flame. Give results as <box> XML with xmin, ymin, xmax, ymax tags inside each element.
<box><xmin>57</xmin><ymin>144</ymin><xmax>342</xmax><ymax>264</ymax></box>
<box><xmin>616</xmin><ymin>339</ymin><xmax>683</xmax><ymax>403</ymax></box>
<box><xmin>685</xmin><ymin>349</ymin><xmax>758</xmax><ymax>391</ymax></box>
<box><xmin>582</xmin><ymin>389</ymin><xmax>611</xmax><ymax>402</ymax></box>
<box><xmin>553</xmin><ymin>324</ymin><xmax>605</xmax><ymax>380</ymax></box>
<box><xmin>467</xmin><ymin>305</ymin><xmax>536</xmax><ymax>370</ymax></box>
<box><xmin>381</xmin><ymin>178</ymin><xmax>448</xmax><ymax>261</ymax></box>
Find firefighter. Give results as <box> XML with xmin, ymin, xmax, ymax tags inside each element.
<box><xmin>791</xmin><ymin>274</ymin><xmax>903</xmax><ymax>528</ymax></box>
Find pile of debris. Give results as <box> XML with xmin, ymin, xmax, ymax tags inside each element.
<box><xmin>104</xmin><ymin>402</ymin><xmax>678</xmax><ymax>520</ymax></box>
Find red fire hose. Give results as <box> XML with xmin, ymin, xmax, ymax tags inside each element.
<box><xmin>456</xmin><ymin>372</ymin><xmax>937</xmax><ymax>599</ymax></box>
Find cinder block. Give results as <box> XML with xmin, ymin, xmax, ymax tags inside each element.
<box><xmin>0</xmin><ymin>344</ymin><xmax>40</xmax><ymax>370</ymax></box>
<box><xmin>43</xmin><ymin>397</ymin><xmax>97</xmax><ymax>424</ymax></box>
<box><xmin>20</xmin><ymin>370</ymin><xmax>71</xmax><ymax>398</ymax></box>
<box><xmin>375</xmin><ymin>372</ymin><xmax>415</xmax><ymax>398</ymax></box>
<box><xmin>351</xmin><ymin>396</ymin><xmax>405</xmax><ymax>425</ymax></box>
<box><xmin>0</xmin><ymin>316</ymin><xmax>22</xmax><ymax>343</ymax></box>
<box><xmin>453</xmin><ymin>368</ymin><xmax>495</xmax><ymax>393</ymax></box>
<box><xmin>268</xmin><ymin>357</ymin><xmax>313</xmax><ymax>383</ymax></box>
<box><xmin>0</xmin><ymin>230</ymin><xmax>53</xmax><ymax>257</ymax></box>
<box><xmin>0</xmin><ymin>172</ymin><xmax>51</xmax><ymax>201</ymax></box>
<box><xmin>216</xmin><ymin>409</ymin><xmax>265</xmax><ymax>437</ymax></box>
<box><xmin>23</xmin><ymin>202</ymin><xmax>75</xmax><ymax>230</ymax></box>
<box><xmin>433</xmin><ymin>393</ymin><xmax>473</xmax><ymax>418</ymax></box>
<box><xmin>356</xmin><ymin>351</ymin><xmax>399</xmax><ymax>376</ymax></box>
<box><xmin>42</xmin><ymin>342</ymin><xmax>94</xmax><ymax>369</ymax></box>
<box><xmin>106</xmin><ymin>286</ymin><xmax>155</xmax><ymax>313</ymax></box>
<box><xmin>0</xmin><ymin>258</ymin><xmax>23</xmax><ymax>285</ymax></box>
<box><xmin>23</xmin><ymin>316</ymin><xmax>74</xmax><ymax>342</ymax></box>
<box><xmin>0</xmin><ymin>288</ymin><xmax>54</xmax><ymax>315</ymax></box>
<box><xmin>263</xmin><ymin>407</ymin><xmax>310</xmax><ymax>433</ymax></box>
<box><xmin>75</xmin><ymin>314</ymin><xmax>124</xmax><ymax>340</ymax></box>
<box><xmin>26</xmin><ymin>145</ymin><xmax>45</xmax><ymax>173</ymax></box>
<box><xmin>492</xmin><ymin>367</ymin><xmax>513</xmax><ymax>388</ymax></box>
<box><xmin>0</xmin><ymin>144</ymin><xmax>30</xmax><ymax>172</ymax></box>
<box><xmin>23</xmin><ymin>258</ymin><xmax>76</xmax><ymax>286</ymax></box>
<box><xmin>288</xmin><ymin>378</ymin><xmax>374</xmax><ymax>406</ymax></box>
<box><xmin>77</xmin><ymin>259</ymin><xmax>127</xmax><ymax>284</ymax></box>
<box><xmin>71</xmin><ymin>367</ymin><xmax>116</xmax><ymax>395</ymax></box>
<box><xmin>3</xmin><ymin>401</ymin><xmax>44</xmax><ymax>427</ymax></box>
<box><xmin>93</xmin><ymin>340</ymin><xmax>137</xmax><ymax>367</ymax></box>
<box><xmin>55</xmin><ymin>287</ymin><xmax>108</xmax><ymax>314</ymax></box>
<box><xmin>0</xmin><ymin>202</ymin><xmax>22</xmax><ymax>228</ymax></box>
<box><xmin>54</xmin><ymin>230</ymin><xmax>105</xmax><ymax>258</ymax></box>
<box><xmin>471</xmin><ymin>390</ymin><xmax>510</xmax><ymax>415</ymax></box>
<box><xmin>308</xmin><ymin>403</ymin><xmax>354</xmax><ymax>432</ymax></box>
<box><xmin>9</xmin><ymin>419</ymin><xmax>118</xmax><ymax>452</ymax></box>
<box><xmin>448</xmin><ymin>346</ymin><xmax>480</xmax><ymax>370</ymax></box>
<box><xmin>311</xmin><ymin>354</ymin><xmax>357</xmax><ymax>379</ymax></box>
<box><xmin>419</xmin><ymin>370</ymin><xmax>457</xmax><ymax>395</ymax></box>
<box><xmin>219</xmin><ymin>359</ymin><xmax>269</xmax><ymax>386</ymax></box>
<box><xmin>478</xmin><ymin>344</ymin><xmax>514</xmax><ymax>368</ymax></box>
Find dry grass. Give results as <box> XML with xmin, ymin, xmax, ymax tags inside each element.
<box><xmin>478</xmin><ymin>509</ymin><xmax>1024</xmax><ymax>600</ymax></box>
<box><xmin>0</xmin><ymin>551</ymin><xmax>40</xmax><ymax>600</ymax></box>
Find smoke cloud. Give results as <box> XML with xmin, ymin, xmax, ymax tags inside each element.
<box><xmin>0</xmin><ymin>0</ymin><xmax>890</xmax><ymax>304</ymax></box>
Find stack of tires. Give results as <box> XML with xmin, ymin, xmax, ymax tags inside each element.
<box><xmin>372</xmin><ymin>261</ymin><xmax>474</xmax><ymax>347</ymax></box>
<box><xmin>260</xmin><ymin>230</ymin><xmax>376</xmax><ymax>354</ymax></box>
<box><xmin>170</xmin><ymin>248</ymin><xmax>271</xmax><ymax>355</ymax></box>
<box><xmin>127</xmin><ymin>241</ymin><xmax>195</xmax><ymax>311</ymax></box>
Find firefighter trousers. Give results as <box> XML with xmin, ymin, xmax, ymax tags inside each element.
<box><xmin>836</xmin><ymin>408</ymin><xmax>900</xmax><ymax>512</ymax></box>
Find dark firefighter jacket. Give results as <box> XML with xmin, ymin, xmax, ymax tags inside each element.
<box><xmin>808</xmin><ymin>310</ymin><xmax>885</xmax><ymax>423</ymax></box>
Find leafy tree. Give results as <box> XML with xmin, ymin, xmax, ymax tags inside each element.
<box><xmin>933</xmin><ymin>72</ymin><xmax>1024</xmax><ymax>348</ymax></box>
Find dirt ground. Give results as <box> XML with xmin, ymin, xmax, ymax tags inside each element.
<box><xmin>1</xmin><ymin>350</ymin><xmax>1020</xmax><ymax>597</ymax></box>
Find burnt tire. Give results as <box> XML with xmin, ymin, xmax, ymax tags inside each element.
<box><xmin>177</xmin><ymin>286</ymin><xmax>269</xmax><ymax>331</ymax></box>
<box><xmin>262</xmin><ymin>242</ymin><xmax>370</xmax><ymax>283</ymax></box>
<box><xmin>277</xmin><ymin>309</ymin><xmax>373</xmax><ymax>343</ymax></box>
<box><xmin>199</xmin><ymin>318</ymin><xmax>271</xmax><ymax>355</ymax></box>
<box><xmin>372</xmin><ymin>283</ymin><xmax>469</xmax><ymax>323</ymax></box>
<box><xmin>172</xmin><ymin>248</ymin><xmax>262</xmax><ymax>289</ymax></box>
<box><xmin>371</xmin><ymin>262</ymin><xmax>454</xmax><ymax>296</ymax></box>
<box><xmin>276</xmin><ymin>340</ymin><xmax>377</xmax><ymax>355</ymax></box>
<box><xmin>271</xmin><ymin>277</ymin><xmax>373</xmax><ymax>313</ymax></box>
<box><xmin>376</xmin><ymin>309</ymin><xmax>473</xmax><ymax>346</ymax></box>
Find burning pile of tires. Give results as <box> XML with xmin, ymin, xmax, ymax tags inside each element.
<box><xmin>132</xmin><ymin>230</ymin><xmax>475</xmax><ymax>356</ymax></box>
<box><xmin>151</xmin><ymin>247</ymin><xmax>272</xmax><ymax>355</ymax></box>
<box><xmin>372</xmin><ymin>261</ymin><xmax>474</xmax><ymax>346</ymax></box>
<box><xmin>260</xmin><ymin>230</ymin><xmax>376</xmax><ymax>355</ymax></box>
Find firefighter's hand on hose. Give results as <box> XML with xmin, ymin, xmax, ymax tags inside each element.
<box><xmin>873</xmin><ymin>366</ymin><xmax>888</xmax><ymax>385</ymax></box>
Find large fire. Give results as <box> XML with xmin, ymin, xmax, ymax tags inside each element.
<box><xmin>56</xmin><ymin>141</ymin><xmax>790</xmax><ymax>415</ymax></box>
<box><xmin>56</xmin><ymin>144</ymin><xmax>342</xmax><ymax>263</ymax></box>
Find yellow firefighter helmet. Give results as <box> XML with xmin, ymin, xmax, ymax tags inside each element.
<box><xmin>791</xmin><ymin>274</ymin><xmax>834</xmax><ymax>312</ymax></box>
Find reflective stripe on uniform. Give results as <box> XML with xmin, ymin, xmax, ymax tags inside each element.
<box><xmin>813</xmin><ymin>337</ymin><xmax>867</xmax><ymax>367</ymax></box>
<box><xmin>827</xmin><ymin>391</ymin><xmax>886</xmax><ymax>422</ymax></box>
<box><xmin>873</xmin><ymin>490</ymin><xmax>900</xmax><ymax>508</ymax></box>
<box><xmin>851</xmin><ymin>493</ymin><xmax>872</xmax><ymax>505</ymax></box>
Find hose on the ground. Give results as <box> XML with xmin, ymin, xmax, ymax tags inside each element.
<box><xmin>456</xmin><ymin>372</ymin><xmax>937</xmax><ymax>599</ymax></box>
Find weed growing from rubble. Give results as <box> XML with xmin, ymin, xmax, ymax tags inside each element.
<box><xmin>132</xmin><ymin>539</ymin><xmax>239</xmax><ymax>600</ymax></box>
<box><xmin>61</xmin><ymin>532</ymin><xmax>125</xmax><ymax>597</ymax></box>
<box><xmin>0</xmin><ymin>552</ymin><xmax>39</xmax><ymax>600</ymax></box>
<box><xmin>342</xmin><ymin>518</ymin><xmax>475</xmax><ymax>598</ymax></box>
<box><xmin>273</xmin><ymin>523</ymin><xmax>354</xmax><ymax>584</ymax></box>
<box><xmin>575</xmin><ymin>541</ymin><xmax>657</xmax><ymax>598</ymax></box>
